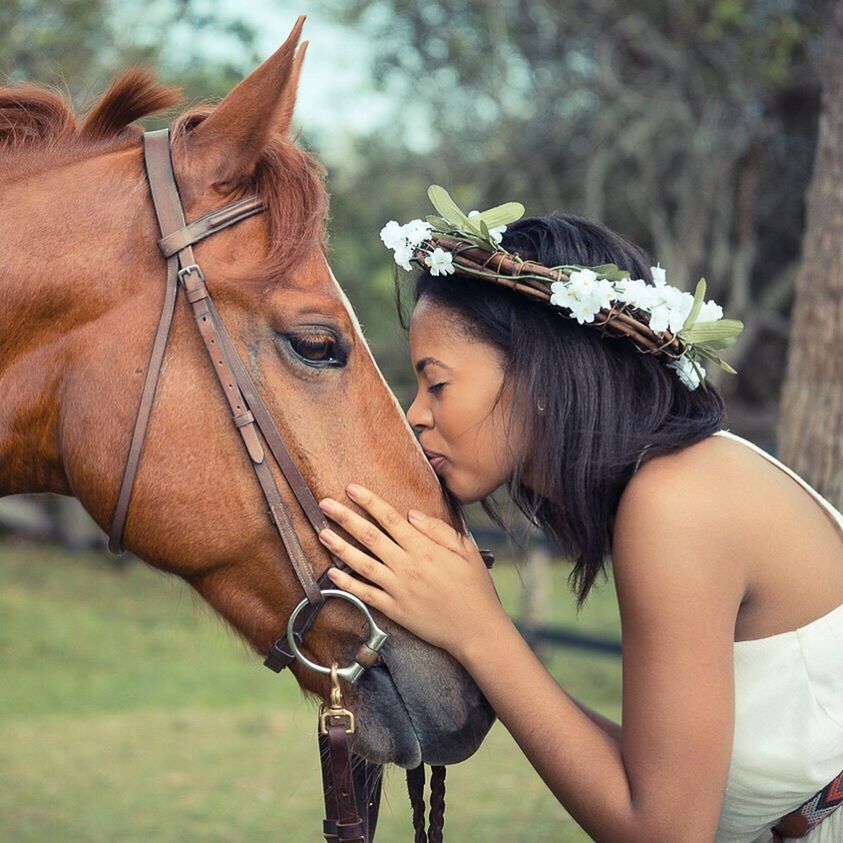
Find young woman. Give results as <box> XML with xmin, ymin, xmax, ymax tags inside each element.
<box><xmin>315</xmin><ymin>213</ymin><xmax>843</xmax><ymax>843</ymax></box>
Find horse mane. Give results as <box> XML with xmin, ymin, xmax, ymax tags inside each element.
<box><xmin>0</xmin><ymin>68</ymin><xmax>180</xmax><ymax>160</ymax></box>
<box><xmin>0</xmin><ymin>68</ymin><xmax>329</xmax><ymax>278</ymax></box>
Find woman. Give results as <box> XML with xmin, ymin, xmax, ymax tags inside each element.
<box><xmin>316</xmin><ymin>211</ymin><xmax>843</xmax><ymax>842</ymax></box>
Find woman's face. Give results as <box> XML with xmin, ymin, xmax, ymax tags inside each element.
<box><xmin>406</xmin><ymin>298</ymin><xmax>518</xmax><ymax>503</ymax></box>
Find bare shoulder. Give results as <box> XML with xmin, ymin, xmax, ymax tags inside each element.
<box><xmin>615</xmin><ymin>433</ymin><xmax>758</xmax><ymax>549</ymax></box>
<box><xmin>612</xmin><ymin>433</ymin><xmax>755</xmax><ymax>609</ymax></box>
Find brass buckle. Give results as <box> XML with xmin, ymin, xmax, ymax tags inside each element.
<box><xmin>319</xmin><ymin>663</ymin><xmax>356</xmax><ymax>735</ymax></box>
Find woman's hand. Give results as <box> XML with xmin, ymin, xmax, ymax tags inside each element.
<box><xmin>317</xmin><ymin>484</ymin><xmax>508</xmax><ymax>661</ymax></box>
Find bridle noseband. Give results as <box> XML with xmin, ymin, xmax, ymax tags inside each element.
<box><xmin>107</xmin><ymin>128</ymin><xmax>455</xmax><ymax>842</ymax></box>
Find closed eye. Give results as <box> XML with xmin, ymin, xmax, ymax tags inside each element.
<box><xmin>428</xmin><ymin>382</ymin><xmax>446</xmax><ymax>394</ymax></box>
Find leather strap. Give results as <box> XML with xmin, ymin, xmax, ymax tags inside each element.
<box><xmin>143</xmin><ymin>128</ymin><xmax>326</xmax><ymax>605</ymax></box>
<box><xmin>157</xmin><ymin>195</ymin><xmax>264</xmax><ymax>257</ymax></box>
<box><xmin>108</xmin><ymin>247</ymin><xmax>178</xmax><ymax>554</ymax></box>
<box><xmin>320</xmin><ymin>718</ymin><xmax>366</xmax><ymax>842</ymax></box>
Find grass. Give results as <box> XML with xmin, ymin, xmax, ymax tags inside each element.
<box><xmin>0</xmin><ymin>539</ymin><xmax>622</xmax><ymax>842</ymax></box>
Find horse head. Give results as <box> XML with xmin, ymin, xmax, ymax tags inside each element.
<box><xmin>0</xmin><ymin>16</ymin><xmax>494</xmax><ymax>768</ymax></box>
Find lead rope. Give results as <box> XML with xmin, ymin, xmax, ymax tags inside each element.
<box><xmin>407</xmin><ymin>764</ymin><xmax>447</xmax><ymax>843</ymax></box>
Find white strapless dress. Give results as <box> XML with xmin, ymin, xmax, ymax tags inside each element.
<box><xmin>711</xmin><ymin>430</ymin><xmax>843</xmax><ymax>843</ymax></box>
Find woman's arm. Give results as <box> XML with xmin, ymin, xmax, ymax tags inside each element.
<box><xmin>318</xmin><ymin>480</ymin><xmax>746</xmax><ymax>843</ymax></box>
<box><xmin>564</xmin><ymin>693</ymin><xmax>622</xmax><ymax>743</ymax></box>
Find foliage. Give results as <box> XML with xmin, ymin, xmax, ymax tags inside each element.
<box><xmin>328</xmin><ymin>0</ymin><xmax>832</xmax><ymax>417</ymax></box>
<box><xmin>0</xmin><ymin>0</ymin><xmax>261</xmax><ymax>107</ymax></box>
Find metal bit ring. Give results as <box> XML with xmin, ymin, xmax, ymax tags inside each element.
<box><xmin>286</xmin><ymin>589</ymin><xmax>389</xmax><ymax>684</ymax></box>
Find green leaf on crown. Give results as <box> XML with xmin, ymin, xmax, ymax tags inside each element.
<box><xmin>693</xmin><ymin>345</ymin><xmax>738</xmax><ymax>374</ymax></box>
<box><xmin>682</xmin><ymin>278</ymin><xmax>707</xmax><ymax>332</ymax></box>
<box><xmin>678</xmin><ymin>318</ymin><xmax>744</xmax><ymax>346</ymax></box>
<box><xmin>473</xmin><ymin>202</ymin><xmax>525</xmax><ymax>229</ymax></box>
<box><xmin>428</xmin><ymin>185</ymin><xmax>478</xmax><ymax>233</ymax></box>
<box><xmin>425</xmin><ymin>215</ymin><xmax>453</xmax><ymax>230</ymax></box>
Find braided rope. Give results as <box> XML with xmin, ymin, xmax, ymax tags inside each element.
<box><xmin>427</xmin><ymin>765</ymin><xmax>447</xmax><ymax>843</ymax></box>
<box><xmin>406</xmin><ymin>764</ymin><xmax>428</xmax><ymax>843</ymax></box>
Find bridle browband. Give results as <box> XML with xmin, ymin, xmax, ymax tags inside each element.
<box><xmin>107</xmin><ymin>128</ymin><xmax>453</xmax><ymax>842</ymax></box>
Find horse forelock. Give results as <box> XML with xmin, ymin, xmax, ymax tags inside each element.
<box><xmin>170</xmin><ymin>108</ymin><xmax>330</xmax><ymax>282</ymax></box>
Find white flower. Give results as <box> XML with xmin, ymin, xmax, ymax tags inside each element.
<box><xmin>669</xmin><ymin>356</ymin><xmax>706</xmax><ymax>390</ymax></box>
<box><xmin>549</xmin><ymin>281</ymin><xmax>578</xmax><ymax>311</ymax></box>
<box><xmin>615</xmin><ymin>277</ymin><xmax>655</xmax><ymax>310</ymax></box>
<box><xmin>697</xmin><ymin>300</ymin><xmax>724</xmax><ymax>323</ymax></box>
<box><xmin>649</xmin><ymin>304</ymin><xmax>672</xmax><ymax>334</ymax></box>
<box><xmin>425</xmin><ymin>247</ymin><xmax>455</xmax><ymax>276</ymax></box>
<box><xmin>643</xmin><ymin>286</ymin><xmax>694</xmax><ymax>333</ymax></box>
<box><xmin>380</xmin><ymin>220</ymin><xmax>406</xmax><ymax>251</ymax></box>
<box><xmin>393</xmin><ymin>243</ymin><xmax>414</xmax><ymax>271</ymax></box>
<box><xmin>403</xmin><ymin>218</ymin><xmax>433</xmax><ymax>249</ymax></box>
<box><xmin>571</xmin><ymin>294</ymin><xmax>602</xmax><ymax>324</ymax></box>
<box><xmin>651</xmin><ymin>263</ymin><xmax>667</xmax><ymax>287</ymax></box>
<box><xmin>593</xmin><ymin>278</ymin><xmax>616</xmax><ymax>311</ymax></box>
<box><xmin>568</xmin><ymin>268</ymin><xmax>598</xmax><ymax>298</ymax></box>
<box><xmin>489</xmin><ymin>224</ymin><xmax>506</xmax><ymax>244</ymax></box>
<box><xmin>468</xmin><ymin>210</ymin><xmax>481</xmax><ymax>218</ymax></box>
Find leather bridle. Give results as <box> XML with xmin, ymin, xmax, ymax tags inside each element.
<box><xmin>107</xmin><ymin>128</ymin><xmax>460</xmax><ymax>842</ymax></box>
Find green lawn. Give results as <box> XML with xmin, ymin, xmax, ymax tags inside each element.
<box><xmin>0</xmin><ymin>540</ymin><xmax>622</xmax><ymax>842</ymax></box>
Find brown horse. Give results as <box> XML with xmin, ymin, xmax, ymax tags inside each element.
<box><xmin>0</xmin><ymin>17</ymin><xmax>493</xmax><ymax>768</ymax></box>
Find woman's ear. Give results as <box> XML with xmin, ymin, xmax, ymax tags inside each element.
<box><xmin>183</xmin><ymin>15</ymin><xmax>308</xmax><ymax>193</ymax></box>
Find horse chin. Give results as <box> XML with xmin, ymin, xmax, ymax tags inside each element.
<box><xmin>350</xmin><ymin>645</ymin><xmax>496</xmax><ymax>769</ymax></box>
<box><xmin>352</xmin><ymin>664</ymin><xmax>422</xmax><ymax>767</ymax></box>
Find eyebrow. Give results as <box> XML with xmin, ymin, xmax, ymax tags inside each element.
<box><xmin>415</xmin><ymin>356</ymin><xmax>451</xmax><ymax>374</ymax></box>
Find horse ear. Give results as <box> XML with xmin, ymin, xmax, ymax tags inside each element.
<box><xmin>276</xmin><ymin>40</ymin><xmax>308</xmax><ymax>136</ymax></box>
<box><xmin>187</xmin><ymin>15</ymin><xmax>306</xmax><ymax>189</ymax></box>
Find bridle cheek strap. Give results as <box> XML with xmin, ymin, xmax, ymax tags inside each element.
<box><xmin>109</xmin><ymin>128</ymin><xmax>348</xmax><ymax>619</ymax></box>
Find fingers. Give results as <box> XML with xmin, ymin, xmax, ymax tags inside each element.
<box><xmin>319</xmin><ymin>494</ymin><xmax>405</xmax><ymax>567</ymax></box>
<box><xmin>407</xmin><ymin>509</ymin><xmax>476</xmax><ymax>558</ymax></box>
<box><xmin>318</xmin><ymin>528</ymin><xmax>397</xmax><ymax>591</ymax></box>
<box><xmin>324</xmin><ymin>564</ymin><xmax>396</xmax><ymax>618</ymax></box>
<box><xmin>344</xmin><ymin>484</ymin><xmax>422</xmax><ymax>548</ymax></box>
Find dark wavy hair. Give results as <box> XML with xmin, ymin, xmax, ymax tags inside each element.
<box><xmin>399</xmin><ymin>213</ymin><xmax>726</xmax><ymax>608</ymax></box>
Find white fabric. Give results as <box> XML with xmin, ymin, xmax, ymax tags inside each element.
<box><xmin>710</xmin><ymin>430</ymin><xmax>843</xmax><ymax>842</ymax></box>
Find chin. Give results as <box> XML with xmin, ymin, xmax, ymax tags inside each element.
<box><xmin>441</xmin><ymin>473</ymin><xmax>499</xmax><ymax>506</ymax></box>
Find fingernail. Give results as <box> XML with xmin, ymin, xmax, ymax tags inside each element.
<box><xmin>319</xmin><ymin>529</ymin><xmax>340</xmax><ymax>546</ymax></box>
<box><xmin>326</xmin><ymin>568</ymin><xmax>340</xmax><ymax>580</ymax></box>
<box><xmin>408</xmin><ymin>509</ymin><xmax>426</xmax><ymax>523</ymax></box>
<box><xmin>346</xmin><ymin>484</ymin><xmax>364</xmax><ymax>498</ymax></box>
<box><xmin>319</xmin><ymin>498</ymin><xmax>338</xmax><ymax>512</ymax></box>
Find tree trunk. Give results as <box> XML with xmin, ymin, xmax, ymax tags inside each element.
<box><xmin>778</xmin><ymin>1</ymin><xmax>843</xmax><ymax>509</ymax></box>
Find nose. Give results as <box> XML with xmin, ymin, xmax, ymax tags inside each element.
<box><xmin>406</xmin><ymin>389</ymin><xmax>432</xmax><ymax>434</ymax></box>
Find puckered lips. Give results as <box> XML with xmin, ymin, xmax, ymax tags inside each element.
<box><xmin>421</xmin><ymin>447</ymin><xmax>447</xmax><ymax>473</ymax></box>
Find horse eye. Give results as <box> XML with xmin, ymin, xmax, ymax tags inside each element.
<box><xmin>287</xmin><ymin>332</ymin><xmax>345</xmax><ymax>367</ymax></box>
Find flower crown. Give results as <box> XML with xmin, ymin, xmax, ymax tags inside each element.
<box><xmin>380</xmin><ymin>186</ymin><xmax>744</xmax><ymax>391</ymax></box>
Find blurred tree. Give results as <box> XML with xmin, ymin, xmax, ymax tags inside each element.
<box><xmin>0</xmin><ymin>0</ymin><xmax>261</xmax><ymax>108</ymax></box>
<box><xmin>330</xmin><ymin>0</ymin><xmax>832</xmax><ymax>433</ymax></box>
<box><xmin>778</xmin><ymin>0</ymin><xmax>843</xmax><ymax>508</ymax></box>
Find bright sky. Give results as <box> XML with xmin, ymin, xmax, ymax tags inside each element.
<box><xmin>181</xmin><ymin>1</ymin><xmax>427</xmax><ymax>160</ymax></box>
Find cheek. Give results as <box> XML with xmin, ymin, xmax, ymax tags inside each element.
<box><xmin>443</xmin><ymin>401</ymin><xmax>514</xmax><ymax>495</ymax></box>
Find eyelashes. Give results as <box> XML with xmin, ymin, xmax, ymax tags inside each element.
<box><xmin>283</xmin><ymin>330</ymin><xmax>348</xmax><ymax>368</ymax></box>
